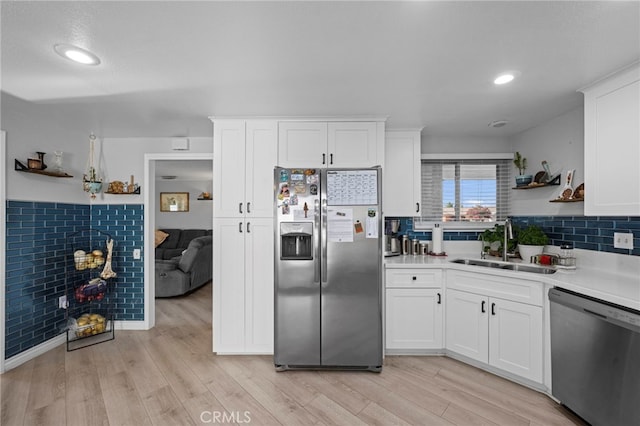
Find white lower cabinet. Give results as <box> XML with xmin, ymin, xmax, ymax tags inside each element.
<box><xmin>445</xmin><ymin>289</ymin><xmax>488</xmax><ymax>362</ymax></box>
<box><xmin>385</xmin><ymin>268</ymin><xmax>443</xmax><ymax>352</ymax></box>
<box><xmin>446</xmin><ymin>286</ymin><xmax>543</xmax><ymax>383</ymax></box>
<box><xmin>214</xmin><ymin>218</ymin><xmax>274</xmax><ymax>354</ymax></box>
<box><xmin>386</xmin><ymin>288</ymin><xmax>443</xmax><ymax>350</ymax></box>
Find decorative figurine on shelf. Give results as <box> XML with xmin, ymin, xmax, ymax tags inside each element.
<box><xmin>83</xmin><ymin>133</ymin><xmax>103</xmax><ymax>199</ymax></box>
<box><xmin>53</xmin><ymin>151</ymin><xmax>64</xmax><ymax>173</ymax></box>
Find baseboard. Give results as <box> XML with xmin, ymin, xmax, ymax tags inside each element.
<box><xmin>385</xmin><ymin>349</ymin><xmax>446</xmax><ymax>356</ymax></box>
<box><xmin>4</xmin><ymin>334</ymin><xmax>66</xmax><ymax>372</ymax></box>
<box><xmin>114</xmin><ymin>320</ymin><xmax>148</xmax><ymax>330</ymax></box>
<box><xmin>3</xmin><ymin>321</ymin><xmax>148</xmax><ymax>373</ymax></box>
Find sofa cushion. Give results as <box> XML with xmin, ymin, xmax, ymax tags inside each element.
<box><xmin>176</xmin><ymin>229</ymin><xmax>208</xmax><ymax>249</ymax></box>
<box><xmin>158</xmin><ymin>229</ymin><xmax>181</xmax><ymax>249</ymax></box>
<box><xmin>154</xmin><ymin>230</ymin><xmax>169</xmax><ymax>247</ymax></box>
<box><xmin>178</xmin><ymin>235</ymin><xmax>212</xmax><ymax>273</ymax></box>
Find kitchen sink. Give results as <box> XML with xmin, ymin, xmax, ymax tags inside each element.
<box><xmin>450</xmin><ymin>258</ymin><xmax>504</xmax><ymax>268</ymax></box>
<box><xmin>500</xmin><ymin>263</ymin><xmax>556</xmax><ymax>274</ymax></box>
<box><xmin>450</xmin><ymin>258</ymin><xmax>557</xmax><ymax>274</ymax></box>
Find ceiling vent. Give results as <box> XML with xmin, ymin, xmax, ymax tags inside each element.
<box><xmin>171</xmin><ymin>138</ymin><xmax>190</xmax><ymax>150</ymax></box>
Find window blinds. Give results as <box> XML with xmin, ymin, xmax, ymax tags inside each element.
<box><xmin>419</xmin><ymin>159</ymin><xmax>511</xmax><ymax>224</ymax></box>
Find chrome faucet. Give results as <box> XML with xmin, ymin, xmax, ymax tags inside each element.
<box><xmin>503</xmin><ymin>217</ymin><xmax>513</xmax><ymax>262</ymax></box>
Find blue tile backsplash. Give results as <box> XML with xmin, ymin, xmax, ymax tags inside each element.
<box><xmin>392</xmin><ymin>215</ymin><xmax>640</xmax><ymax>256</ymax></box>
<box><xmin>5</xmin><ymin>201</ymin><xmax>144</xmax><ymax>359</ymax></box>
<box><xmin>5</xmin><ymin>199</ymin><xmax>638</xmax><ymax>360</ymax></box>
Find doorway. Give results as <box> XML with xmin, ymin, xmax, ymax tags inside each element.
<box><xmin>143</xmin><ymin>153</ymin><xmax>213</xmax><ymax>330</ymax></box>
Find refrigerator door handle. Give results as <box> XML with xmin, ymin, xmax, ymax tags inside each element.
<box><xmin>314</xmin><ymin>199</ymin><xmax>321</xmax><ymax>284</ymax></box>
<box><xmin>321</xmin><ymin>198</ymin><xmax>328</xmax><ymax>284</ymax></box>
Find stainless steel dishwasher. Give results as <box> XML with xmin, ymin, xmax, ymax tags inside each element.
<box><xmin>549</xmin><ymin>287</ymin><xmax>640</xmax><ymax>426</ymax></box>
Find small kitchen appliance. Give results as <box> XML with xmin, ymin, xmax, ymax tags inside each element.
<box><xmin>384</xmin><ymin>219</ymin><xmax>401</xmax><ymax>257</ymax></box>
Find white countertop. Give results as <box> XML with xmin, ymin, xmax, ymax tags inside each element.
<box><xmin>385</xmin><ymin>247</ymin><xmax>640</xmax><ymax>311</ymax></box>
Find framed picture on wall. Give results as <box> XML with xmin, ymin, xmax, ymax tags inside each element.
<box><xmin>160</xmin><ymin>192</ymin><xmax>189</xmax><ymax>212</ymax></box>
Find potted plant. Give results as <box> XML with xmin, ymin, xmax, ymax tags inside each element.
<box><xmin>513</xmin><ymin>151</ymin><xmax>533</xmax><ymax>187</ymax></box>
<box><xmin>517</xmin><ymin>225</ymin><xmax>549</xmax><ymax>263</ymax></box>
<box><xmin>479</xmin><ymin>224</ymin><xmax>518</xmax><ymax>257</ymax></box>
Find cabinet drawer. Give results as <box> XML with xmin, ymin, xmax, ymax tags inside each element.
<box><xmin>385</xmin><ymin>268</ymin><xmax>442</xmax><ymax>288</ymax></box>
<box><xmin>446</xmin><ymin>270</ymin><xmax>543</xmax><ymax>306</ymax></box>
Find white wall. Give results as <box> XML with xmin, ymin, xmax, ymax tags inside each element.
<box><xmin>510</xmin><ymin>107</ymin><xmax>584</xmax><ymax>216</ymax></box>
<box><xmin>92</xmin><ymin>137</ymin><xmax>213</xmax><ymax>205</ymax></box>
<box><xmin>156</xmin><ymin>179</ymin><xmax>213</xmax><ymax>229</ymax></box>
<box><xmin>3</xmin><ymin>93</ymin><xmax>87</xmax><ymax>203</ymax></box>
<box><xmin>421</xmin><ymin>134</ymin><xmax>512</xmax><ymax>154</ymax></box>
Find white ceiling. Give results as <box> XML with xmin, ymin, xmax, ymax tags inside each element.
<box><xmin>2</xmin><ymin>1</ymin><xmax>639</xmax><ymax>138</ymax></box>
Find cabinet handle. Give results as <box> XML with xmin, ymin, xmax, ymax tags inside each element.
<box><xmin>239</xmin><ymin>202</ymin><xmax>243</xmax><ymax>214</ymax></box>
<box><xmin>330</xmin><ymin>153</ymin><xmax>334</xmax><ymax>165</ymax></box>
<box><xmin>416</xmin><ymin>202</ymin><xmax>420</xmax><ymax>213</ymax></box>
<box><xmin>491</xmin><ymin>302</ymin><xmax>496</xmax><ymax>316</ymax></box>
<box><xmin>247</xmin><ymin>202</ymin><xmax>251</xmax><ymax>214</ymax></box>
<box><xmin>322</xmin><ymin>153</ymin><xmax>326</xmax><ymax>165</ymax></box>
<box><xmin>437</xmin><ymin>293</ymin><xmax>441</xmax><ymax>304</ymax></box>
<box><xmin>481</xmin><ymin>300</ymin><xmax>486</xmax><ymax>313</ymax></box>
<box><xmin>239</xmin><ymin>222</ymin><xmax>243</xmax><ymax>233</ymax></box>
<box><xmin>247</xmin><ymin>222</ymin><xmax>251</xmax><ymax>233</ymax></box>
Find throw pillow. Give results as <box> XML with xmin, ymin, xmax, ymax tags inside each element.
<box><xmin>155</xmin><ymin>230</ymin><xmax>169</xmax><ymax>247</ymax></box>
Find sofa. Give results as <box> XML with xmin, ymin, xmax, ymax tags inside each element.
<box><xmin>155</xmin><ymin>235</ymin><xmax>213</xmax><ymax>298</ymax></box>
<box><xmin>155</xmin><ymin>228</ymin><xmax>212</xmax><ymax>260</ymax></box>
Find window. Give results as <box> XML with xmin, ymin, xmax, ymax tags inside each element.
<box><xmin>415</xmin><ymin>158</ymin><xmax>511</xmax><ymax>229</ymax></box>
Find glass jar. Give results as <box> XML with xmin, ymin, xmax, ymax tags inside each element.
<box><xmin>412</xmin><ymin>239</ymin><xmax>420</xmax><ymax>255</ymax></box>
<box><xmin>558</xmin><ymin>243</ymin><xmax>576</xmax><ymax>268</ymax></box>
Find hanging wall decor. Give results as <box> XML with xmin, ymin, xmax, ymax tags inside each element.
<box><xmin>83</xmin><ymin>133</ymin><xmax>103</xmax><ymax>199</ymax></box>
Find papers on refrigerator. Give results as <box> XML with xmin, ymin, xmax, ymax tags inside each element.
<box><xmin>327</xmin><ymin>208</ymin><xmax>353</xmax><ymax>242</ymax></box>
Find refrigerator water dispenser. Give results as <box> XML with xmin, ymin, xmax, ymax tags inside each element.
<box><xmin>280</xmin><ymin>222</ymin><xmax>313</xmax><ymax>260</ymax></box>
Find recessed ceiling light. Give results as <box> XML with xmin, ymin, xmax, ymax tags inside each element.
<box><xmin>494</xmin><ymin>73</ymin><xmax>515</xmax><ymax>85</ymax></box>
<box><xmin>54</xmin><ymin>44</ymin><xmax>101</xmax><ymax>65</ymax></box>
<box><xmin>488</xmin><ymin>120</ymin><xmax>509</xmax><ymax>128</ymax></box>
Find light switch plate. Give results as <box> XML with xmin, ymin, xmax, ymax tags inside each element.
<box><xmin>133</xmin><ymin>248</ymin><xmax>141</xmax><ymax>259</ymax></box>
<box><xmin>614</xmin><ymin>232</ymin><xmax>634</xmax><ymax>249</ymax></box>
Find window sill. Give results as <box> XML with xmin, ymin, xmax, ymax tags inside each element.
<box><xmin>413</xmin><ymin>220</ymin><xmax>498</xmax><ymax>232</ymax></box>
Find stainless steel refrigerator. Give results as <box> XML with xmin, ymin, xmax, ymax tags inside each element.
<box><xmin>274</xmin><ymin>167</ymin><xmax>382</xmax><ymax>372</ymax></box>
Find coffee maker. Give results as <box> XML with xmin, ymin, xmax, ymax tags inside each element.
<box><xmin>384</xmin><ymin>219</ymin><xmax>401</xmax><ymax>257</ymax></box>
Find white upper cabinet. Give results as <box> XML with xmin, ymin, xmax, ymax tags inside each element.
<box><xmin>213</xmin><ymin>119</ymin><xmax>278</xmax><ymax>218</ymax></box>
<box><xmin>278</xmin><ymin>122</ymin><xmax>327</xmax><ymax>168</ymax></box>
<box><xmin>213</xmin><ymin>120</ymin><xmax>246</xmax><ymax>218</ymax></box>
<box><xmin>327</xmin><ymin>122</ymin><xmax>379</xmax><ymax>167</ymax></box>
<box><xmin>581</xmin><ymin>62</ymin><xmax>640</xmax><ymax>216</ymax></box>
<box><xmin>383</xmin><ymin>130</ymin><xmax>421</xmax><ymax>216</ymax></box>
<box><xmin>278</xmin><ymin>120</ymin><xmax>384</xmax><ymax>168</ymax></box>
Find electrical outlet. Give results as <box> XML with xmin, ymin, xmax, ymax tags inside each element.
<box><xmin>133</xmin><ymin>248</ymin><xmax>141</xmax><ymax>259</ymax></box>
<box><xmin>58</xmin><ymin>295</ymin><xmax>68</xmax><ymax>309</ymax></box>
<box><xmin>614</xmin><ymin>232</ymin><xmax>634</xmax><ymax>250</ymax></box>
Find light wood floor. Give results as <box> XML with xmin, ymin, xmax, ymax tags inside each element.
<box><xmin>0</xmin><ymin>282</ymin><xmax>585</xmax><ymax>426</ymax></box>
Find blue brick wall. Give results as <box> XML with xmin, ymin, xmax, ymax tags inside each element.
<box><xmin>5</xmin><ymin>201</ymin><xmax>145</xmax><ymax>359</ymax></box>
<box><xmin>90</xmin><ymin>204</ymin><xmax>145</xmax><ymax>321</ymax></box>
<box><xmin>393</xmin><ymin>215</ymin><xmax>640</xmax><ymax>256</ymax></box>
<box><xmin>5</xmin><ymin>201</ymin><xmax>90</xmax><ymax>358</ymax></box>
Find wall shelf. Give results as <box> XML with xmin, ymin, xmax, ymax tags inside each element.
<box><xmin>549</xmin><ymin>198</ymin><xmax>584</xmax><ymax>203</ymax></box>
<box><xmin>512</xmin><ymin>173</ymin><xmax>561</xmax><ymax>190</ymax></box>
<box><xmin>14</xmin><ymin>159</ymin><xmax>73</xmax><ymax>178</ymax></box>
<box><xmin>105</xmin><ymin>187</ymin><xmax>141</xmax><ymax>195</ymax></box>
